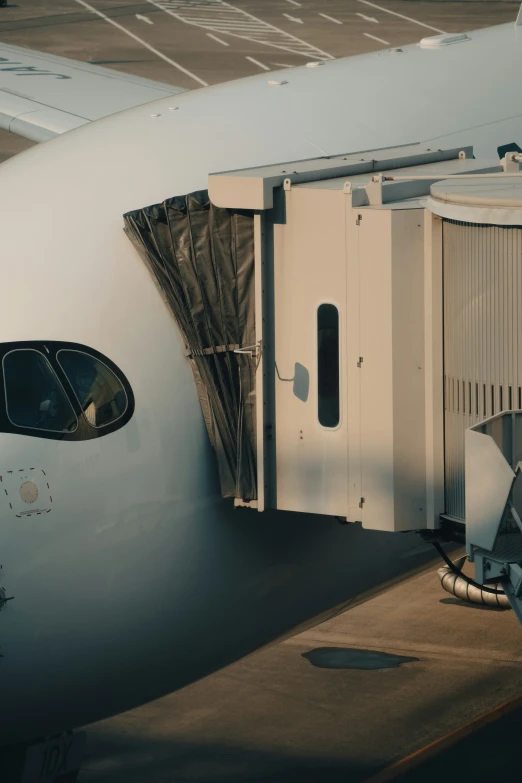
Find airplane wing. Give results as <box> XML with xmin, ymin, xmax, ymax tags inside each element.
<box><xmin>0</xmin><ymin>43</ymin><xmax>186</xmax><ymax>143</ymax></box>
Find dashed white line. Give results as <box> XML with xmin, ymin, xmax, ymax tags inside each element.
<box><xmin>357</xmin><ymin>0</ymin><xmax>445</xmax><ymax>34</ymax></box>
<box><xmin>136</xmin><ymin>13</ymin><xmax>154</xmax><ymax>23</ymax></box>
<box><xmin>207</xmin><ymin>32</ymin><xmax>229</xmax><ymax>45</ymax></box>
<box><xmin>285</xmin><ymin>0</ymin><xmax>302</xmax><ymax>5</ymax></box>
<box><xmin>246</xmin><ymin>55</ymin><xmax>270</xmax><ymax>71</ymax></box>
<box><xmin>363</xmin><ymin>32</ymin><xmax>390</xmax><ymax>45</ymax></box>
<box><xmin>319</xmin><ymin>13</ymin><xmax>342</xmax><ymax>25</ymax></box>
<box><xmin>283</xmin><ymin>12</ymin><xmax>303</xmax><ymax>24</ymax></box>
<box><xmin>356</xmin><ymin>12</ymin><xmax>378</xmax><ymax>23</ymax></box>
<box><xmin>73</xmin><ymin>0</ymin><xmax>208</xmax><ymax>86</ymax></box>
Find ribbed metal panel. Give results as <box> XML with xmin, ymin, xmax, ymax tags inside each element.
<box><xmin>443</xmin><ymin>220</ymin><xmax>522</xmax><ymax>519</ymax></box>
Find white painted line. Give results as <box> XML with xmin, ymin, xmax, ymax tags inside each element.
<box><xmin>272</xmin><ymin>62</ymin><xmax>294</xmax><ymax>68</ymax></box>
<box><xmin>285</xmin><ymin>0</ymin><xmax>302</xmax><ymax>5</ymax></box>
<box><xmin>356</xmin><ymin>12</ymin><xmax>378</xmax><ymax>23</ymax></box>
<box><xmin>73</xmin><ymin>0</ymin><xmax>208</xmax><ymax>85</ymax></box>
<box><xmin>136</xmin><ymin>13</ymin><xmax>154</xmax><ymax>23</ymax></box>
<box><xmin>246</xmin><ymin>55</ymin><xmax>270</xmax><ymax>71</ymax></box>
<box><xmin>363</xmin><ymin>32</ymin><xmax>390</xmax><ymax>45</ymax></box>
<box><xmin>319</xmin><ymin>13</ymin><xmax>342</xmax><ymax>25</ymax></box>
<box><xmin>357</xmin><ymin>0</ymin><xmax>445</xmax><ymax>34</ymax></box>
<box><xmin>207</xmin><ymin>32</ymin><xmax>229</xmax><ymax>45</ymax></box>
<box><xmin>144</xmin><ymin>0</ymin><xmax>334</xmax><ymax>60</ymax></box>
<box><xmin>283</xmin><ymin>12</ymin><xmax>303</xmax><ymax>24</ymax></box>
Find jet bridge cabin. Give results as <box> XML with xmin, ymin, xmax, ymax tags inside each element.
<box><xmin>126</xmin><ymin>143</ymin><xmax>520</xmax><ymax>535</ymax></box>
<box><xmin>208</xmin><ymin>144</ymin><xmax>505</xmax><ymax>532</ymax></box>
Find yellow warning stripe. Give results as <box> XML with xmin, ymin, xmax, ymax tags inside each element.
<box><xmin>363</xmin><ymin>693</ymin><xmax>522</xmax><ymax>783</ymax></box>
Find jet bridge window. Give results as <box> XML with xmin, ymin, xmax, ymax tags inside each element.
<box><xmin>3</xmin><ymin>349</ymin><xmax>77</xmax><ymax>433</ymax></box>
<box><xmin>317</xmin><ymin>304</ymin><xmax>340</xmax><ymax>428</ymax></box>
<box><xmin>57</xmin><ymin>350</ymin><xmax>128</xmax><ymax>428</ymax></box>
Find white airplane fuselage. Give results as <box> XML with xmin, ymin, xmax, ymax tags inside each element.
<box><xmin>0</xmin><ymin>21</ymin><xmax>521</xmax><ymax>744</ymax></box>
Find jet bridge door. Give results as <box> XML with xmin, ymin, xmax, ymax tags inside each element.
<box><xmin>272</xmin><ymin>186</ymin><xmax>350</xmax><ymax>517</ymax></box>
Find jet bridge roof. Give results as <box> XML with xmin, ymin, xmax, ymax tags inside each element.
<box><xmin>208</xmin><ymin>144</ymin><xmax>500</xmax><ymax>211</ymax></box>
<box><xmin>294</xmin><ymin>157</ymin><xmax>501</xmax><ymax>191</ymax></box>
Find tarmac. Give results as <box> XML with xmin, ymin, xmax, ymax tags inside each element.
<box><xmin>1</xmin><ymin>2</ymin><xmax>522</xmax><ymax>780</ymax></box>
<box><xmin>78</xmin><ymin>554</ymin><xmax>522</xmax><ymax>782</ymax></box>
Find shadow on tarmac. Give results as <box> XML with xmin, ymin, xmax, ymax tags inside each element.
<box><xmin>439</xmin><ymin>597</ymin><xmax>508</xmax><ymax>612</ymax></box>
<box><xmin>81</xmin><ymin>732</ymin><xmax>377</xmax><ymax>783</ymax></box>
<box><xmin>395</xmin><ymin>706</ymin><xmax>522</xmax><ymax>783</ymax></box>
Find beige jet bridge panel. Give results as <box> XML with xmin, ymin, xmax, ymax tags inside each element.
<box><xmin>209</xmin><ymin>145</ymin><xmax>501</xmax><ymax>531</ymax></box>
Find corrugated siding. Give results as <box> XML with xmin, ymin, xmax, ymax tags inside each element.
<box><xmin>443</xmin><ymin>220</ymin><xmax>522</xmax><ymax>519</ymax></box>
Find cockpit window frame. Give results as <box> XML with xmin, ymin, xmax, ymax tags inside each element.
<box><xmin>0</xmin><ymin>341</ymin><xmax>135</xmax><ymax>442</ymax></box>
<box><xmin>2</xmin><ymin>347</ymin><xmax>79</xmax><ymax>435</ymax></box>
<box><xmin>56</xmin><ymin>349</ymin><xmax>129</xmax><ymax>430</ymax></box>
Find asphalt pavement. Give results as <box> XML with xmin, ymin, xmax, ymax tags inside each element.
<box><xmin>78</xmin><ymin>556</ymin><xmax>522</xmax><ymax>782</ymax></box>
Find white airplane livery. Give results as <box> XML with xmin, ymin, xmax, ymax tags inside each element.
<box><xmin>0</xmin><ymin>11</ymin><xmax>522</xmax><ymax>781</ymax></box>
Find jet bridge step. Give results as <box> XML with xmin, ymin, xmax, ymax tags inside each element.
<box><xmin>490</xmin><ymin>531</ymin><xmax>522</xmax><ymax>562</ymax></box>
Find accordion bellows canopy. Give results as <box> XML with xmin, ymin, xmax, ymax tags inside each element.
<box><xmin>124</xmin><ymin>190</ymin><xmax>257</xmax><ymax>501</ymax></box>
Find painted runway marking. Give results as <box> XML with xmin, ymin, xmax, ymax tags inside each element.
<box><xmin>356</xmin><ymin>12</ymin><xmax>378</xmax><ymax>23</ymax></box>
<box><xmin>73</xmin><ymin>0</ymin><xmax>208</xmax><ymax>85</ymax></box>
<box><xmin>363</xmin><ymin>32</ymin><xmax>390</xmax><ymax>45</ymax></box>
<box><xmin>319</xmin><ymin>13</ymin><xmax>342</xmax><ymax>25</ymax></box>
<box><xmin>136</xmin><ymin>13</ymin><xmax>154</xmax><ymax>23</ymax></box>
<box><xmin>283</xmin><ymin>12</ymin><xmax>303</xmax><ymax>24</ymax></box>
<box><xmin>357</xmin><ymin>0</ymin><xmax>445</xmax><ymax>34</ymax></box>
<box><xmin>246</xmin><ymin>55</ymin><xmax>270</xmax><ymax>70</ymax></box>
<box><xmin>207</xmin><ymin>31</ymin><xmax>229</xmax><ymax>44</ymax></box>
<box><xmin>145</xmin><ymin>0</ymin><xmax>333</xmax><ymax>60</ymax></box>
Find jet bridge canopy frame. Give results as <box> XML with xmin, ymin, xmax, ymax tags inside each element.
<box><xmin>123</xmin><ymin>192</ymin><xmax>258</xmax><ymax>504</ymax></box>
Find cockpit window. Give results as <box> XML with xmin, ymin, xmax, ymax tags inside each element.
<box><xmin>3</xmin><ymin>349</ymin><xmax>78</xmax><ymax>433</ymax></box>
<box><xmin>57</xmin><ymin>350</ymin><xmax>127</xmax><ymax>428</ymax></box>
<box><xmin>0</xmin><ymin>341</ymin><xmax>134</xmax><ymax>441</ymax></box>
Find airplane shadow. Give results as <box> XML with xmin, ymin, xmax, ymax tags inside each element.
<box><xmin>80</xmin><ymin>733</ymin><xmax>377</xmax><ymax>783</ymax></box>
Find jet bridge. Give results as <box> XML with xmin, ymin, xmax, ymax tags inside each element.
<box><xmin>125</xmin><ymin>137</ymin><xmax>522</xmax><ymax>610</ymax></box>
<box><xmin>208</xmin><ymin>143</ymin><xmax>504</xmax><ymax>531</ymax></box>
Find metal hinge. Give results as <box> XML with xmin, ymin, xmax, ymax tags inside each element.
<box><xmin>359</xmin><ymin>497</ymin><xmax>365</xmax><ymax>509</ymax></box>
<box><xmin>357</xmin><ymin>356</ymin><xmax>363</xmax><ymax>368</ymax></box>
<box><xmin>356</xmin><ymin>214</ymin><xmax>363</xmax><ymax>226</ymax></box>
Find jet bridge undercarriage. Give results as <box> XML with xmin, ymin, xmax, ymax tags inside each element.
<box><xmin>124</xmin><ymin>143</ymin><xmax>522</xmax><ymax>624</ymax></box>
